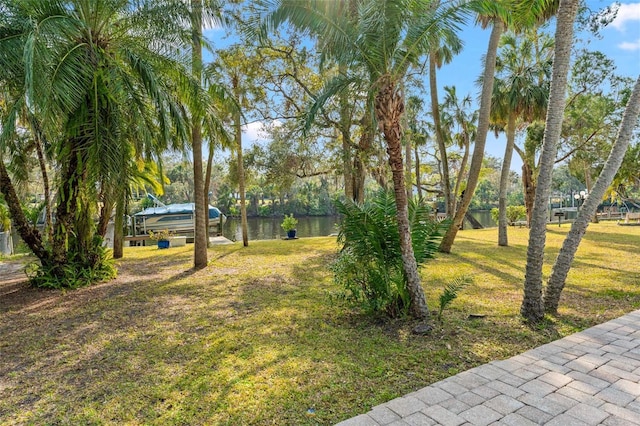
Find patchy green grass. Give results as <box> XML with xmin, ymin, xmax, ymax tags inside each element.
<box><xmin>1</xmin><ymin>222</ymin><xmax>639</xmax><ymax>425</ymax></box>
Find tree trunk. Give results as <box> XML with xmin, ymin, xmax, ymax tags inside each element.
<box><xmin>339</xmin><ymin>65</ymin><xmax>355</xmax><ymax>202</ymax></box>
<box><xmin>429</xmin><ymin>53</ymin><xmax>451</xmax><ymax>215</ymax></box>
<box><xmin>29</xmin><ymin>115</ymin><xmax>53</xmax><ymax>242</ymax></box>
<box><xmin>440</xmin><ymin>19</ymin><xmax>503</xmax><ymax>253</ymax></box>
<box><xmin>522</xmin><ymin>161</ymin><xmax>535</xmax><ymax>226</ymax></box>
<box><xmin>375</xmin><ymin>77</ymin><xmax>429</xmax><ymax>319</ymax></box>
<box><xmin>405</xmin><ymin>133</ymin><xmax>412</xmax><ymax>199</ymax></box>
<box><xmin>113</xmin><ymin>192</ymin><xmax>125</xmax><ymax>259</ymax></box>
<box><xmin>204</xmin><ymin>142</ymin><xmax>215</xmax><ymax>244</ymax></box>
<box><xmin>521</xmin><ymin>0</ymin><xmax>579</xmax><ymax>323</ymax></box>
<box><xmin>52</xmin><ymin>145</ymin><xmax>82</xmax><ymax>267</ymax></box>
<box><xmin>498</xmin><ymin>114</ymin><xmax>516</xmax><ymax>246</ymax></box>
<box><xmin>191</xmin><ymin>0</ymin><xmax>208</xmax><ymax>268</ymax></box>
<box><xmin>544</xmin><ymin>74</ymin><xmax>640</xmax><ymax>313</ymax></box>
<box><xmin>414</xmin><ymin>144</ymin><xmax>422</xmax><ymax>201</ymax></box>
<box><xmin>452</xmin><ymin>138</ymin><xmax>470</xmax><ymax>216</ymax></box>
<box><xmin>98</xmin><ymin>189</ymin><xmax>113</xmax><ymax>238</ymax></box>
<box><xmin>353</xmin><ymin>115</ymin><xmax>373</xmax><ymax>204</ymax></box>
<box><xmin>0</xmin><ymin>157</ymin><xmax>47</xmax><ymax>260</ymax></box>
<box><xmin>235</xmin><ymin>105</ymin><xmax>249</xmax><ymax>247</ymax></box>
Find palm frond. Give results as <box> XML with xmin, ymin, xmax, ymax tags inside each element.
<box><xmin>438</xmin><ymin>275</ymin><xmax>473</xmax><ymax>321</ymax></box>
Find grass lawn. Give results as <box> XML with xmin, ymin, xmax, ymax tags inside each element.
<box><xmin>1</xmin><ymin>222</ymin><xmax>639</xmax><ymax>425</ymax></box>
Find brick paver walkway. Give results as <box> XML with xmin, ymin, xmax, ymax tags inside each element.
<box><xmin>337</xmin><ymin>310</ymin><xmax>640</xmax><ymax>426</ymax></box>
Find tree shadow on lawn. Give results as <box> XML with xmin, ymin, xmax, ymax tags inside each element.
<box><xmin>0</xmin><ymin>249</ymin><xmax>365</xmax><ymax>424</ymax></box>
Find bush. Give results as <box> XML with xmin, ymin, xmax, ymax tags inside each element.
<box><xmin>26</xmin><ymin>235</ymin><xmax>116</xmax><ymax>289</ymax></box>
<box><xmin>491</xmin><ymin>205</ymin><xmax>527</xmax><ymax>224</ymax></box>
<box><xmin>332</xmin><ymin>191</ymin><xmax>447</xmax><ymax>318</ymax></box>
<box><xmin>281</xmin><ymin>214</ymin><xmax>298</xmax><ymax>231</ymax></box>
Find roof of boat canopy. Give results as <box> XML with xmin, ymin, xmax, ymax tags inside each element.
<box><xmin>134</xmin><ymin>203</ymin><xmax>222</xmax><ymax>219</ymax></box>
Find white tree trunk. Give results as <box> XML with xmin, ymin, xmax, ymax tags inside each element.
<box><xmin>544</xmin><ymin>75</ymin><xmax>640</xmax><ymax>313</ymax></box>
<box><xmin>521</xmin><ymin>0</ymin><xmax>579</xmax><ymax>323</ymax></box>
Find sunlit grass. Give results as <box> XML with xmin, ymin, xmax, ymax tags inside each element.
<box><xmin>0</xmin><ymin>222</ymin><xmax>638</xmax><ymax>425</ymax></box>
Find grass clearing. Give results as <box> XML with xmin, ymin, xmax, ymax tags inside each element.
<box><xmin>1</xmin><ymin>222</ymin><xmax>639</xmax><ymax>425</ymax></box>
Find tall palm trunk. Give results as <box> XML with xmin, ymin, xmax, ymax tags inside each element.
<box><xmin>375</xmin><ymin>77</ymin><xmax>429</xmax><ymax>319</ymax></box>
<box><xmin>192</xmin><ymin>0</ymin><xmax>208</xmax><ymax>268</ymax></box>
<box><xmin>414</xmin><ymin>144</ymin><xmax>422</xmax><ymax>200</ymax></box>
<box><xmin>522</xmin><ymin>161</ymin><xmax>535</xmax><ymax>225</ymax></box>
<box><xmin>521</xmin><ymin>0</ymin><xmax>579</xmax><ymax>323</ymax></box>
<box><xmin>204</xmin><ymin>142</ymin><xmax>215</xmax><ymax>244</ymax></box>
<box><xmin>544</xmin><ymin>75</ymin><xmax>640</xmax><ymax>313</ymax></box>
<box><xmin>498</xmin><ymin>113</ymin><xmax>516</xmax><ymax>246</ymax></box>
<box><xmin>234</xmin><ymin>103</ymin><xmax>249</xmax><ymax>247</ymax></box>
<box><xmin>405</xmin><ymin>133</ymin><xmax>412</xmax><ymax>199</ymax></box>
<box><xmin>429</xmin><ymin>53</ymin><xmax>451</xmax><ymax>215</ymax></box>
<box><xmin>440</xmin><ymin>19</ymin><xmax>503</xmax><ymax>253</ymax></box>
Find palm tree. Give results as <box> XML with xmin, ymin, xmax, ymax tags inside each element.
<box><xmin>491</xmin><ymin>31</ymin><xmax>551</xmax><ymax>246</ymax></box>
<box><xmin>438</xmin><ymin>5</ymin><xmax>506</xmax><ymax>253</ymax></box>
<box><xmin>429</xmin><ymin>36</ymin><xmax>463</xmax><ymax>215</ymax></box>
<box><xmin>260</xmin><ymin>0</ymin><xmax>466</xmax><ymax>318</ymax></box>
<box><xmin>191</xmin><ymin>0</ymin><xmax>209</xmax><ymax>268</ymax></box>
<box><xmin>544</xmin><ymin>75</ymin><xmax>640</xmax><ymax>313</ymax></box>
<box><xmin>0</xmin><ymin>0</ymin><xmax>191</xmax><ymax>286</ymax></box>
<box><xmin>439</xmin><ymin>0</ymin><xmax>558</xmax><ymax>253</ymax></box>
<box><xmin>521</xmin><ymin>0</ymin><xmax>580</xmax><ymax>323</ymax></box>
<box><xmin>441</xmin><ymin>86</ymin><xmax>478</xmax><ymax>216</ymax></box>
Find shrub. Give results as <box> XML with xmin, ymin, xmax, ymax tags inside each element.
<box><xmin>281</xmin><ymin>214</ymin><xmax>298</xmax><ymax>231</ymax></box>
<box><xmin>491</xmin><ymin>205</ymin><xmax>527</xmax><ymax>224</ymax></box>
<box><xmin>148</xmin><ymin>229</ymin><xmax>175</xmax><ymax>241</ymax></box>
<box><xmin>332</xmin><ymin>191</ymin><xmax>447</xmax><ymax>317</ymax></box>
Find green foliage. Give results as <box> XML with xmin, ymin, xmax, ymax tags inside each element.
<box><xmin>438</xmin><ymin>276</ymin><xmax>472</xmax><ymax>321</ymax></box>
<box><xmin>333</xmin><ymin>191</ymin><xmax>447</xmax><ymax>317</ymax></box>
<box><xmin>0</xmin><ymin>202</ymin><xmax>10</xmax><ymax>232</ymax></box>
<box><xmin>21</xmin><ymin>202</ymin><xmax>44</xmax><ymax>226</ymax></box>
<box><xmin>281</xmin><ymin>214</ymin><xmax>298</xmax><ymax>231</ymax></box>
<box><xmin>26</xmin><ymin>237</ymin><xmax>116</xmax><ymax>289</ymax></box>
<box><xmin>491</xmin><ymin>205</ymin><xmax>527</xmax><ymax>224</ymax></box>
<box><xmin>148</xmin><ymin>229</ymin><xmax>175</xmax><ymax>241</ymax></box>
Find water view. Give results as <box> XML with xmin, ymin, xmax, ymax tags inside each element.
<box><xmin>222</xmin><ymin>211</ymin><xmax>496</xmax><ymax>241</ymax></box>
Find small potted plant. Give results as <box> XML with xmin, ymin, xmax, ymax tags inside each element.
<box><xmin>148</xmin><ymin>229</ymin><xmax>174</xmax><ymax>249</ymax></box>
<box><xmin>281</xmin><ymin>214</ymin><xmax>298</xmax><ymax>239</ymax></box>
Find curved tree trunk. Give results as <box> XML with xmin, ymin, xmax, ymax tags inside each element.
<box><xmin>544</xmin><ymin>75</ymin><xmax>640</xmax><ymax>313</ymax></box>
<box><xmin>375</xmin><ymin>77</ymin><xmax>429</xmax><ymax>319</ymax></box>
<box><xmin>0</xmin><ymin>157</ymin><xmax>47</xmax><ymax>260</ymax></box>
<box><xmin>429</xmin><ymin>53</ymin><xmax>451</xmax><ymax>215</ymax></box>
<box><xmin>191</xmin><ymin>0</ymin><xmax>208</xmax><ymax>268</ymax></box>
<box><xmin>498</xmin><ymin>114</ymin><xmax>516</xmax><ymax>246</ymax></box>
<box><xmin>452</xmin><ymin>138</ymin><xmax>470</xmax><ymax>216</ymax></box>
<box><xmin>521</xmin><ymin>0</ymin><xmax>579</xmax><ymax>323</ymax></box>
<box><xmin>440</xmin><ymin>19</ymin><xmax>503</xmax><ymax>253</ymax></box>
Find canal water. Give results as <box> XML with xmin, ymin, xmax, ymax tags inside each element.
<box><xmin>222</xmin><ymin>211</ymin><xmax>496</xmax><ymax>241</ymax></box>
